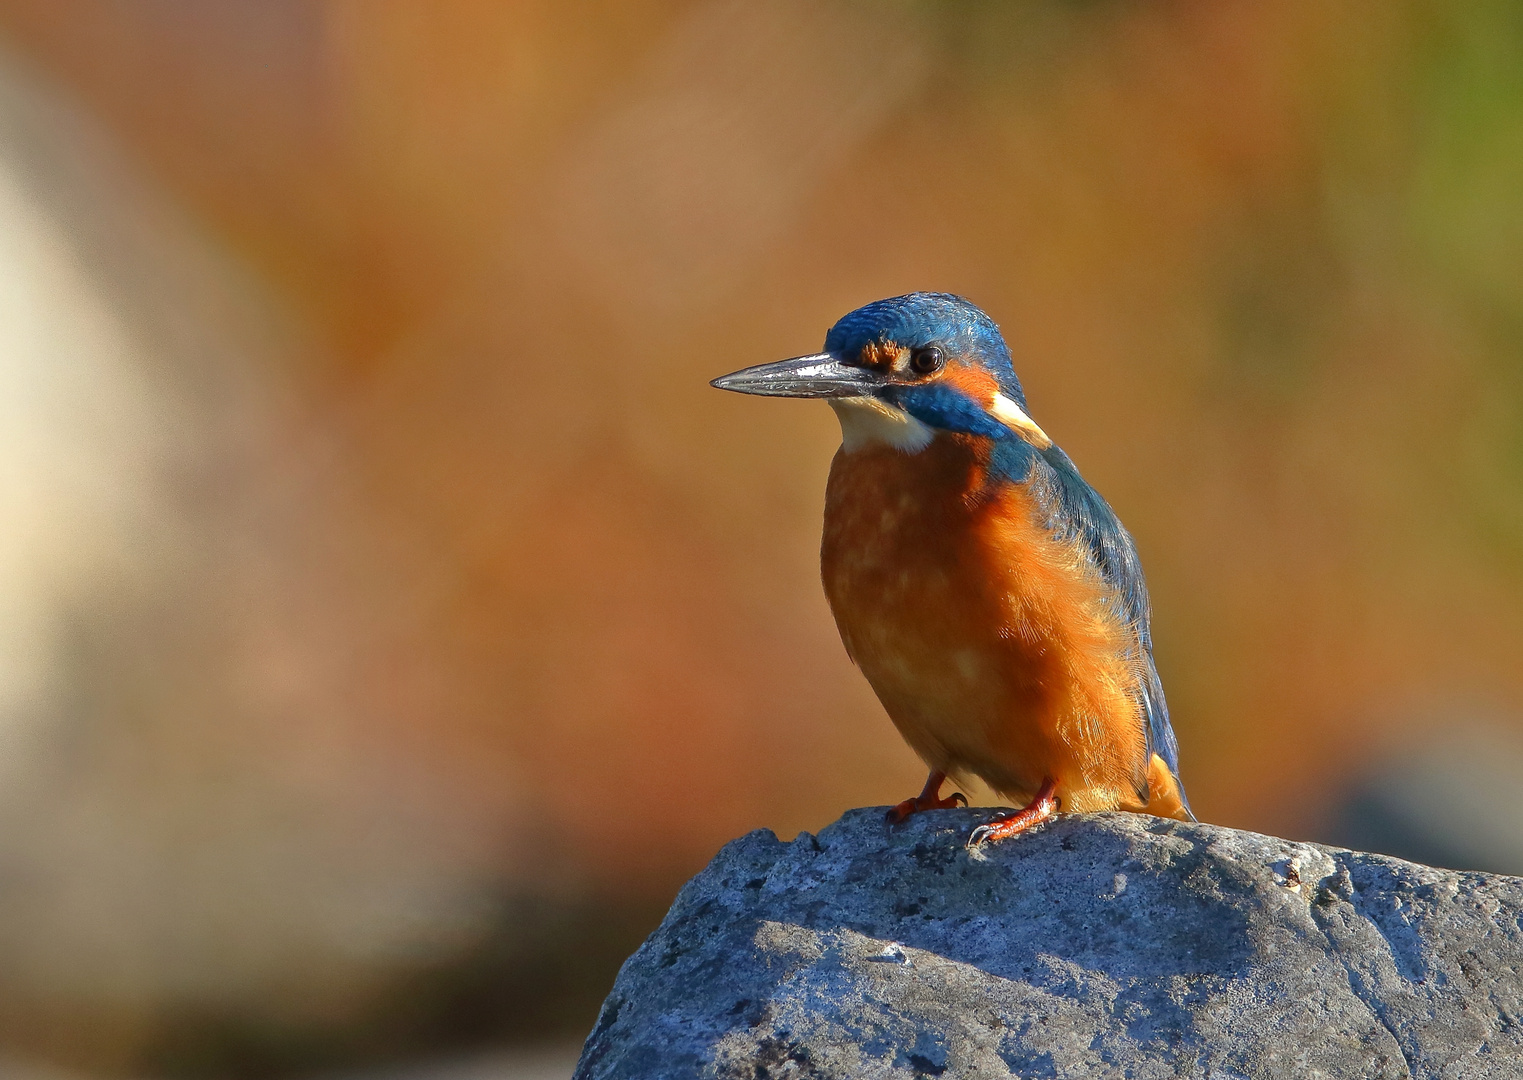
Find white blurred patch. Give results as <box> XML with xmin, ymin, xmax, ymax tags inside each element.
<box><xmin>0</xmin><ymin>136</ymin><xmax>171</xmax><ymax>754</ymax></box>
<box><xmin>0</xmin><ymin>43</ymin><xmax>511</xmax><ymax>1036</ymax></box>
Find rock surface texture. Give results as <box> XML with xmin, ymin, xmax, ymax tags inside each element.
<box><xmin>574</xmin><ymin>808</ymin><xmax>1523</xmax><ymax>1079</ymax></box>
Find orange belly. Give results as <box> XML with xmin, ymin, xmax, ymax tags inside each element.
<box><xmin>821</xmin><ymin>434</ymin><xmax>1160</xmax><ymax>814</ymax></box>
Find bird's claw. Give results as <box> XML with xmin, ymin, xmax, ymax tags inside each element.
<box><xmin>885</xmin><ymin>788</ymin><xmax>968</xmax><ymax>825</ymax></box>
<box><xmin>965</xmin><ymin>779</ymin><xmax>1060</xmax><ymax>848</ymax></box>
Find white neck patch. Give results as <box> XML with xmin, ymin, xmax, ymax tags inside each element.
<box><xmin>989</xmin><ymin>392</ymin><xmax>1052</xmax><ymax>448</ymax></box>
<box><xmin>829</xmin><ymin>397</ymin><xmax>934</xmax><ymax>454</ymax></box>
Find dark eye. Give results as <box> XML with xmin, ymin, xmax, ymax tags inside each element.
<box><xmin>910</xmin><ymin>346</ymin><xmax>944</xmax><ymax>375</ymax></box>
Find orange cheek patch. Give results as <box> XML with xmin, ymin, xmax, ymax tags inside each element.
<box><xmin>939</xmin><ymin>363</ymin><xmax>1000</xmax><ymax>404</ymax></box>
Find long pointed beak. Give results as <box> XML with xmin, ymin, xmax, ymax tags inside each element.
<box><xmin>710</xmin><ymin>353</ymin><xmax>882</xmax><ymax>399</ymax></box>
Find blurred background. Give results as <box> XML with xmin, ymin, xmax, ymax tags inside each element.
<box><xmin>0</xmin><ymin>0</ymin><xmax>1522</xmax><ymax>1076</ymax></box>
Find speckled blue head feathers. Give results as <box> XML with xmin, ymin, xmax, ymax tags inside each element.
<box><xmin>824</xmin><ymin>293</ymin><xmax>1025</xmax><ymax>406</ymax></box>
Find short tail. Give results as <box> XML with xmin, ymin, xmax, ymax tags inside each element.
<box><xmin>1142</xmin><ymin>753</ymin><xmax>1194</xmax><ymax>822</ymax></box>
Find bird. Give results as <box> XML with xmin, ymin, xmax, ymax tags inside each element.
<box><xmin>711</xmin><ymin>292</ymin><xmax>1192</xmax><ymax>845</ymax></box>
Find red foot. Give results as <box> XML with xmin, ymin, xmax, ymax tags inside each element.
<box><xmin>886</xmin><ymin>771</ymin><xmax>968</xmax><ymax>824</ymax></box>
<box><xmin>967</xmin><ymin>777</ymin><xmax>1059</xmax><ymax>847</ymax></box>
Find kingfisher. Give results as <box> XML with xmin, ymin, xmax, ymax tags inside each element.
<box><xmin>712</xmin><ymin>293</ymin><xmax>1192</xmax><ymax>845</ymax></box>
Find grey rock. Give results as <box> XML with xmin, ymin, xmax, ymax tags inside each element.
<box><xmin>574</xmin><ymin>808</ymin><xmax>1523</xmax><ymax>1079</ymax></box>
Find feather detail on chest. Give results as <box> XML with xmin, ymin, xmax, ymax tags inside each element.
<box><xmin>820</xmin><ymin>432</ymin><xmax>1150</xmax><ymax>812</ymax></box>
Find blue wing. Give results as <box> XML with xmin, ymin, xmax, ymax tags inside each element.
<box><xmin>990</xmin><ymin>438</ymin><xmax>1192</xmax><ymax>817</ymax></box>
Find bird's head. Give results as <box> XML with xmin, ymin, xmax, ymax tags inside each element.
<box><xmin>712</xmin><ymin>292</ymin><xmax>1049</xmax><ymax>453</ymax></box>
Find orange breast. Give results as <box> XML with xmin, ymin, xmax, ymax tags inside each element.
<box><xmin>821</xmin><ymin>434</ymin><xmax>1151</xmax><ymax>813</ymax></box>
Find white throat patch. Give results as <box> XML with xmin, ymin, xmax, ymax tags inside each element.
<box><xmin>829</xmin><ymin>397</ymin><xmax>934</xmax><ymax>454</ymax></box>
